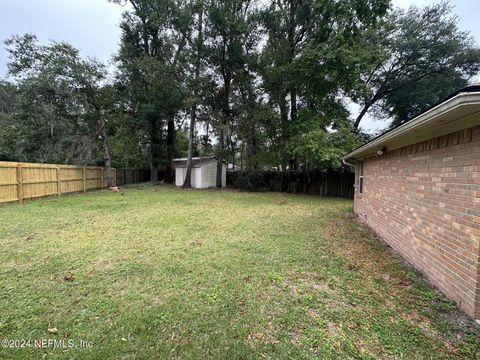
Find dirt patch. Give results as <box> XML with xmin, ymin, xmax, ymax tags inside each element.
<box><xmin>246</xmin><ymin>332</ymin><xmax>279</xmax><ymax>346</ymax></box>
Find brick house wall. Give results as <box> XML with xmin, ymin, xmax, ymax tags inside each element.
<box><xmin>354</xmin><ymin>125</ymin><xmax>480</xmax><ymax>319</ymax></box>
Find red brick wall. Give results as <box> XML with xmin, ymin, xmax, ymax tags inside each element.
<box><xmin>355</xmin><ymin>126</ymin><xmax>480</xmax><ymax>319</ymax></box>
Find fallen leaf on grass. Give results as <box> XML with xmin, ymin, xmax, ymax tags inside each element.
<box><xmin>63</xmin><ymin>274</ymin><xmax>75</xmax><ymax>282</ymax></box>
<box><xmin>354</xmin><ymin>340</ymin><xmax>364</xmax><ymax>352</ymax></box>
<box><xmin>246</xmin><ymin>332</ymin><xmax>279</xmax><ymax>345</ymax></box>
<box><xmin>347</xmin><ymin>262</ymin><xmax>357</xmax><ymax>271</ymax></box>
<box><xmin>444</xmin><ymin>340</ymin><xmax>459</xmax><ymax>354</ymax></box>
<box><xmin>397</xmin><ymin>276</ymin><xmax>413</xmax><ymax>286</ymax></box>
<box><xmin>327</xmin><ymin>322</ymin><xmax>341</xmax><ymax>336</ymax></box>
<box><xmin>48</xmin><ymin>327</ymin><xmax>58</xmax><ymax>334</ymax></box>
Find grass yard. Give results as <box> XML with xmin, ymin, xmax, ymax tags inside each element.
<box><xmin>0</xmin><ymin>185</ymin><xmax>479</xmax><ymax>359</ymax></box>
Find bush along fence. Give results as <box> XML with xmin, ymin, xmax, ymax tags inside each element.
<box><xmin>0</xmin><ymin>161</ymin><xmax>149</xmax><ymax>204</ymax></box>
<box><xmin>227</xmin><ymin>170</ymin><xmax>355</xmax><ymax>199</ymax></box>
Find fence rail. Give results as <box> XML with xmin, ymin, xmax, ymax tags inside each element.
<box><xmin>0</xmin><ymin>161</ymin><xmax>149</xmax><ymax>204</ymax></box>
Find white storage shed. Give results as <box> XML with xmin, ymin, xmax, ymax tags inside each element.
<box><xmin>173</xmin><ymin>157</ymin><xmax>226</xmax><ymax>188</ymax></box>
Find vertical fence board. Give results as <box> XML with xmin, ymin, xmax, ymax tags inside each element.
<box><xmin>83</xmin><ymin>166</ymin><xmax>86</xmax><ymax>192</ymax></box>
<box><xmin>16</xmin><ymin>163</ymin><xmax>22</xmax><ymax>203</ymax></box>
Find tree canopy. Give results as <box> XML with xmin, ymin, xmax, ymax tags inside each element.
<box><xmin>0</xmin><ymin>0</ymin><xmax>479</xmax><ymax>181</ymax></box>
<box><xmin>352</xmin><ymin>1</ymin><xmax>480</xmax><ymax>129</ymax></box>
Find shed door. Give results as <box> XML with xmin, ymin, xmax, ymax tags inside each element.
<box><xmin>175</xmin><ymin>167</ymin><xmax>184</xmax><ymax>186</ymax></box>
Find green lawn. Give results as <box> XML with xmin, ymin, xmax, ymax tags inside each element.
<box><xmin>0</xmin><ymin>185</ymin><xmax>478</xmax><ymax>359</ymax></box>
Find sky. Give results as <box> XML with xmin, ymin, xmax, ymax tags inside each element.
<box><xmin>0</xmin><ymin>0</ymin><xmax>127</xmax><ymax>75</ymax></box>
<box><xmin>0</xmin><ymin>0</ymin><xmax>479</xmax><ymax>133</ymax></box>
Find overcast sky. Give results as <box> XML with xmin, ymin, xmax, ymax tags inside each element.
<box><xmin>0</xmin><ymin>0</ymin><xmax>479</xmax><ymax>133</ymax></box>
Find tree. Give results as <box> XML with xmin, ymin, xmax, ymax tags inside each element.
<box><xmin>260</xmin><ymin>0</ymin><xmax>389</xmax><ymax>173</ymax></box>
<box><xmin>289</xmin><ymin>116</ymin><xmax>363</xmax><ymax>170</ymax></box>
<box><xmin>113</xmin><ymin>0</ymin><xmax>192</xmax><ymax>183</ymax></box>
<box><xmin>8</xmin><ymin>0</ymin><xmax>477</xmax><ymax>180</ymax></box>
<box><xmin>260</xmin><ymin>0</ymin><xmax>313</xmax><ymax>170</ymax></box>
<box><xmin>353</xmin><ymin>2</ymin><xmax>480</xmax><ymax>129</ymax></box>
<box><xmin>204</xmin><ymin>0</ymin><xmax>260</xmax><ymax>187</ymax></box>
<box><xmin>0</xmin><ymin>80</ymin><xmax>21</xmax><ymax>161</ymax></box>
<box><xmin>184</xmin><ymin>1</ymin><xmax>204</xmax><ymax>188</ymax></box>
<box><xmin>5</xmin><ymin>34</ymin><xmax>114</xmax><ymax>185</ymax></box>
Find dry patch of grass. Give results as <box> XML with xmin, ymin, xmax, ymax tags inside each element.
<box><xmin>0</xmin><ymin>184</ymin><xmax>478</xmax><ymax>359</ymax></box>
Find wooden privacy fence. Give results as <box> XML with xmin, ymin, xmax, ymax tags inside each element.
<box><xmin>0</xmin><ymin>161</ymin><xmax>150</xmax><ymax>204</ymax></box>
<box><xmin>116</xmin><ymin>168</ymin><xmax>151</xmax><ymax>186</ymax></box>
<box><xmin>0</xmin><ymin>161</ymin><xmax>112</xmax><ymax>204</ymax></box>
<box><xmin>227</xmin><ymin>170</ymin><xmax>355</xmax><ymax>199</ymax></box>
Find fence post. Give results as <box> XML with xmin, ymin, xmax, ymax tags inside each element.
<box><xmin>16</xmin><ymin>163</ymin><xmax>23</xmax><ymax>203</ymax></box>
<box><xmin>101</xmin><ymin>168</ymin><xmax>104</xmax><ymax>188</ymax></box>
<box><xmin>57</xmin><ymin>166</ymin><xmax>61</xmax><ymax>196</ymax></box>
<box><xmin>83</xmin><ymin>166</ymin><xmax>86</xmax><ymax>192</ymax></box>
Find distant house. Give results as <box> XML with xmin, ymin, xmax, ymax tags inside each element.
<box><xmin>173</xmin><ymin>157</ymin><xmax>226</xmax><ymax>188</ymax></box>
<box><xmin>343</xmin><ymin>84</ymin><xmax>480</xmax><ymax>320</ymax></box>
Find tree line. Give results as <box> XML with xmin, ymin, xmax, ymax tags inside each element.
<box><xmin>0</xmin><ymin>0</ymin><xmax>479</xmax><ymax>188</ymax></box>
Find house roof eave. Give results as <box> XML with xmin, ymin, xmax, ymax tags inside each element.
<box><xmin>344</xmin><ymin>88</ymin><xmax>480</xmax><ymax>162</ymax></box>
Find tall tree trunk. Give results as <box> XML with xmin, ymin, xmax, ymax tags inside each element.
<box><xmin>149</xmin><ymin>116</ymin><xmax>160</xmax><ymax>184</ymax></box>
<box><xmin>99</xmin><ymin>117</ymin><xmax>113</xmax><ymax>188</ymax></box>
<box><xmin>184</xmin><ymin>4</ymin><xmax>203</xmax><ymax>188</ymax></box>
<box><xmin>287</xmin><ymin>0</ymin><xmax>297</xmax><ymax>123</ymax></box>
<box><xmin>287</xmin><ymin>4</ymin><xmax>297</xmax><ymax>167</ymax></box>
<box><xmin>230</xmin><ymin>135</ymin><xmax>235</xmax><ymax>170</ymax></box>
<box><xmin>217</xmin><ymin>31</ymin><xmax>232</xmax><ymax>189</ymax></box>
<box><xmin>240</xmin><ymin>143</ymin><xmax>244</xmax><ymax>170</ymax></box>
<box><xmin>216</xmin><ymin>124</ymin><xmax>225</xmax><ymax>188</ymax></box>
<box><xmin>290</xmin><ymin>89</ymin><xmax>297</xmax><ymax>122</ymax></box>
<box><xmin>279</xmin><ymin>91</ymin><xmax>288</xmax><ymax>149</ymax></box>
<box><xmin>279</xmin><ymin>91</ymin><xmax>289</xmax><ymax>189</ymax></box>
<box><xmin>203</xmin><ymin>123</ymin><xmax>210</xmax><ymax>154</ymax></box>
<box><xmin>183</xmin><ymin>108</ymin><xmax>196</xmax><ymax>188</ymax></box>
<box><xmin>246</xmin><ymin>123</ymin><xmax>257</xmax><ymax>169</ymax></box>
<box><xmin>165</xmin><ymin>119</ymin><xmax>175</xmax><ymax>183</ymax></box>
<box><xmin>217</xmin><ymin>78</ymin><xmax>230</xmax><ymax>188</ymax></box>
<box><xmin>150</xmin><ymin>163</ymin><xmax>158</xmax><ymax>183</ymax></box>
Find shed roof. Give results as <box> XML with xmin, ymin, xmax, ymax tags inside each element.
<box><xmin>173</xmin><ymin>157</ymin><xmax>226</xmax><ymax>167</ymax></box>
<box><xmin>343</xmin><ymin>84</ymin><xmax>480</xmax><ymax>161</ymax></box>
